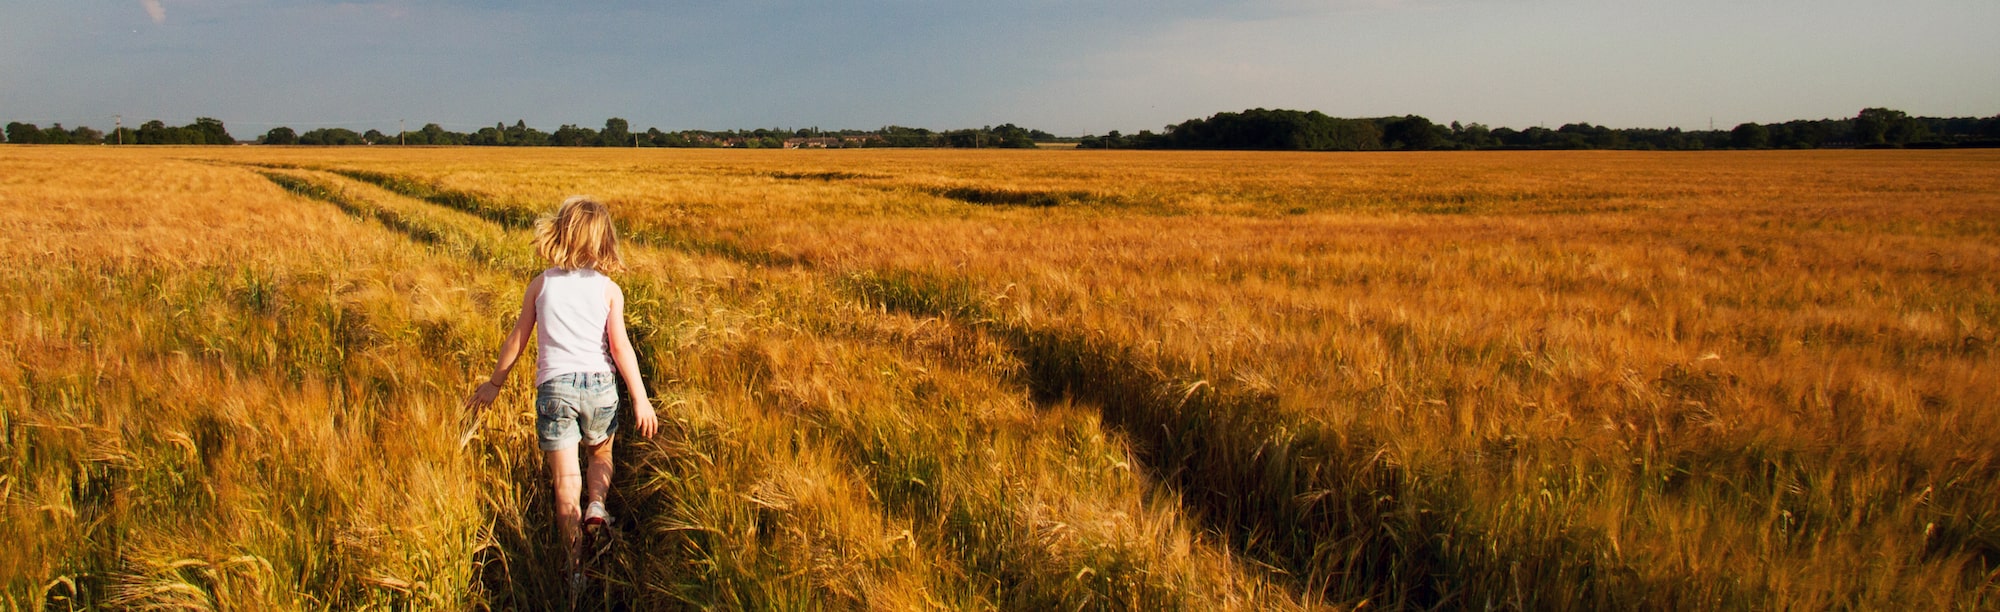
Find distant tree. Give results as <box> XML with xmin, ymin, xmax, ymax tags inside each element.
<box><xmin>1554</xmin><ymin>122</ymin><xmax>1624</xmax><ymax>149</ymax></box>
<box><xmin>506</xmin><ymin>120</ymin><xmax>549</xmax><ymax>146</ymax></box>
<box><xmin>68</xmin><ymin>125</ymin><xmax>104</xmax><ymax>144</ymax></box>
<box><xmin>299</xmin><ymin>127</ymin><xmax>365</xmax><ymax>145</ymax></box>
<box><xmin>1507</xmin><ymin>126</ymin><xmax>1547</xmax><ymax>148</ymax></box>
<box><xmin>599</xmin><ymin>118</ymin><xmax>632</xmax><ymax>147</ymax></box>
<box><xmin>550</xmin><ymin>124</ymin><xmax>597</xmax><ymax>146</ymax></box>
<box><xmin>1885</xmin><ymin>115</ymin><xmax>1929</xmax><ymax>145</ymax></box>
<box><xmin>136</xmin><ymin>120</ymin><xmax>170</xmax><ymax>144</ymax></box>
<box><xmin>122</xmin><ymin>119</ymin><xmax>222</xmax><ymax>145</ymax></box>
<box><xmin>988</xmin><ymin>124</ymin><xmax>1037</xmax><ymax>148</ymax></box>
<box><xmin>1771</xmin><ymin>120</ymin><xmax>1829</xmax><ymax>148</ymax></box>
<box><xmin>1853</xmin><ymin>108</ymin><xmax>1909</xmax><ymax>146</ymax></box>
<box><xmin>1730</xmin><ymin>122</ymin><xmax>1770</xmax><ymax>149</ymax></box>
<box><xmin>5</xmin><ymin>122</ymin><xmax>42</xmax><ymax>144</ymax></box>
<box><xmin>940</xmin><ymin>129</ymin><xmax>975</xmax><ymax>148</ymax></box>
<box><xmin>192</xmin><ymin>117</ymin><xmax>234</xmax><ymax>145</ymax></box>
<box><xmin>875</xmin><ymin>125</ymin><xmax>937</xmax><ymax>147</ymax></box>
<box><xmin>1331</xmin><ymin>119</ymin><xmax>1383</xmax><ymax>150</ymax></box>
<box><xmin>1454</xmin><ymin>122</ymin><xmax>1494</xmax><ymax>148</ymax></box>
<box><xmin>1920</xmin><ymin>116</ymin><xmax>1989</xmax><ymax>145</ymax></box>
<box><xmin>1762</xmin><ymin>123</ymin><xmax>1793</xmax><ymax>148</ymax></box>
<box><xmin>1079</xmin><ymin>129</ymin><xmax>1130</xmax><ymax>149</ymax></box>
<box><xmin>468</xmin><ymin>124</ymin><xmax>505</xmax><ymax>146</ymax></box>
<box><xmin>364</xmin><ymin>129</ymin><xmax>390</xmax><ymax>145</ymax></box>
<box><xmin>1615</xmin><ymin>127</ymin><xmax>1677</xmax><ymax>150</ymax></box>
<box><xmin>1548</xmin><ymin>124</ymin><xmax>1597</xmax><ymax>149</ymax></box>
<box><xmin>1381</xmin><ymin>115</ymin><xmax>1444</xmax><ymax>150</ymax></box>
<box><xmin>39</xmin><ymin>124</ymin><xmax>74</xmax><ymax>145</ymax></box>
<box><xmin>1156</xmin><ymin>108</ymin><xmax>1380</xmax><ymax>150</ymax></box>
<box><xmin>419</xmin><ymin>126</ymin><xmax>443</xmax><ymax>145</ymax></box>
<box><xmin>413</xmin><ymin>123</ymin><xmax>462</xmax><ymax>146</ymax></box>
<box><xmin>263</xmin><ymin>126</ymin><xmax>298</xmax><ymax>145</ymax></box>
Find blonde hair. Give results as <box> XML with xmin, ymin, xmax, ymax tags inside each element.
<box><xmin>533</xmin><ymin>195</ymin><xmax>625</xmax><ymax>273</ymax></box>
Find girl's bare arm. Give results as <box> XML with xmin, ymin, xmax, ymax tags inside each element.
<box><xmin>467</xmin><ymin>274</ymin><xmax>542</xmax><ymax>409</ymax></box>
<box><xmin>605</xmin><ymin>282</ymin><xmax>658</xmax><ymax>438</ymax></box>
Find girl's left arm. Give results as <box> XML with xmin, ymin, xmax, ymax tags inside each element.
<box><xmin>605</xmin><ymin>282</ymin><xmax>658</xmax><ymax>438</ymax></box>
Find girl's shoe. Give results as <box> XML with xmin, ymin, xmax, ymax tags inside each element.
<box><xmin>583</xmin><ymin>501</ymin><xmax>612</xmax><ymax>527</ymax></box>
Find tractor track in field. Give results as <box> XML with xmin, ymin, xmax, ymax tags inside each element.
<box><xmin>256</xmin><ymin>166</ymin><xmax>1393</xmax><ymax>603</ymax></box>
<box><xmin>253</xmin><ymin>164</ymin><xmax>1321</xmax><ymax>608</ymax></box>
<box><xmin>266</xmin><ymin>164</ymin><xmax>1790</xmax><ymax>609</ymax></box>
<box><xmin>254</xmin><ymin>164</ymin><xmax>1655</xmax><ymax>608</ymax></box>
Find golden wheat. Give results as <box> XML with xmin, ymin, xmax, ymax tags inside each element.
<box><xmin>5</xmin><ymin>145</ymin><xmax>1995</xmax><ymax>609</ymax></box>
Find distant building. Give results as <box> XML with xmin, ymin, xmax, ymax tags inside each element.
<box><xmin>782</xmin><ymin>137</ymin><xmax>846</xmax><ymax>149</ymax></box>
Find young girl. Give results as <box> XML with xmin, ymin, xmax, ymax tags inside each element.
<box><xmin>464</xmin><ymin>195</ymin><xmax>658</xmax><ymax>586</ymax></box>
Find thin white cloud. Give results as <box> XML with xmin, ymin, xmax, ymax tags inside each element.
<box><xmin>140</xmin><ymin>0</ymin><xmax>166</xmax><ymax>24</ymax></box>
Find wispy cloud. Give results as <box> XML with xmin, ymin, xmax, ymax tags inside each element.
<box><xmin>140</xmin><ymin>0</ymin><xmax>166</xmax><ymax>24</ymax></box>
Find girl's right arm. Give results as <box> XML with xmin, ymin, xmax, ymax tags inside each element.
<box><xmin>467</xmin><ymin>274</ymin><xmax>543</xmax><ymax>410</ymax></box>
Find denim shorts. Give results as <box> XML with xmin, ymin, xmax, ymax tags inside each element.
<box><xmin>535</xmin><ymin>372</ymin><xmax>619</xmax><ymax>451</ymax></box>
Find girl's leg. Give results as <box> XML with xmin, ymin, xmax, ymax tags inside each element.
<box><xmin>584</xmin><ymin>436</ymin><xmax>615</xmax><ymax>509</ymax></box>
<box><xmin>547</xmin><ymin>447</ymin><xmax>584</xmax><ymax>569</ymax></box>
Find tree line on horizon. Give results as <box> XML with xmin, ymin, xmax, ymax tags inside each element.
<box><xmin>1</xmin><ymin>117</ymin><xmax>1051</xmax><ymax>149</ymax></box>
<box><xmin>3</xmin><ymin>118</ymin><xmax>237</xmax><ymax>146</ymax></box>
<box><xmin>1078</xmin><ymin>108</ymin><xmax>2000</xmax><ymax>151</ymax></box>
<box><xmin>7</xmin><ymin>108</ymin><xmax>1997</xmax><ymax>150</ymax></box>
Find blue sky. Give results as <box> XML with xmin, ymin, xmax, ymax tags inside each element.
<box><xmin>2</xmin><ymin>0</ymin><xmax>1995</xmax><ymax>136</ymax></box>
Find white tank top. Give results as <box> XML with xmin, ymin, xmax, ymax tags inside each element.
<box><xmin>534</xmin><ymin>268</ymin><xmax>616</xmax><ymax>385</ymax></box>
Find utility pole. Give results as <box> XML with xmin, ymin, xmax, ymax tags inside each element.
<box><xmin>400</xmin><ymin>119</ymin><xmax>406</xmax><ymax>146</ymax></box>
<box><xmin>114</xmin><ymin>115</ymin><xmax>122</xmax><ymax>145</ymax></box>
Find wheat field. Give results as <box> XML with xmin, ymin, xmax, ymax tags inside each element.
<box><xmin>2</xmin><ymin>146</ymin><xmax>1995</xmax><ymax>610</ymax></box>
